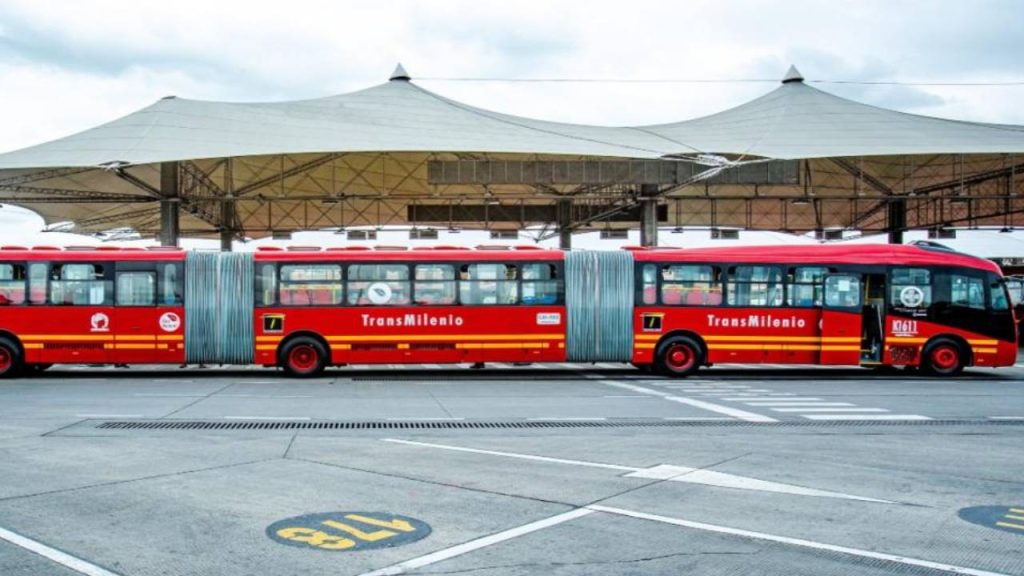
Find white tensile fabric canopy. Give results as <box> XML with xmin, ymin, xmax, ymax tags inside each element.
<box><xmin>2</xmin><ymin>65</ymin><xmax>1024</xmax><ymax>170</ymax></box>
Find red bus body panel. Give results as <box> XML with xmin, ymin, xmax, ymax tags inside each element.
<box><xmin>0</xmin><ymin>249</ymin><xmax>186</xmax><ymax>365</ymax></box>
<box><xmin>253</xmin><ymin>249</ymin><xmax>567</xmax><ymax>366</ymax></box>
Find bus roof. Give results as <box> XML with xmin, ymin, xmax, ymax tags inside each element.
<box><xmin>630</xmin><ymin>243</ymin><xmax>1001</xmax><ymax>273</ymax></box>
<box><xmin>0</xmin><ymin>246</ymin><xmax>185</xmax><ymax>262</ymax></box>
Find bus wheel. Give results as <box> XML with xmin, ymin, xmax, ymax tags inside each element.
<box><xmin>656</xmin><ymin>336</ymin><xmax>703</xmax><ymax>377</ymax></box>
<box><xmin>0</xmin><ymin>338</ymin><xmax>22</xmax><ymax>379</ymax></box>
<box><xmin>280</xmin><ymin>337</ymin><xmax>327</xmax><ymax>378</ymax></box>
<box><xmin>922</xmin><ymin>339</ymin><xmax>965</xmax><ymax>376</ymax></box>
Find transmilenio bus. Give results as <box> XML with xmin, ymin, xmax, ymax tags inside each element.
<box><xmin>0</xmin><ymin>242</ymin><xmax>1015</xmax><ymax>378</ymax></box>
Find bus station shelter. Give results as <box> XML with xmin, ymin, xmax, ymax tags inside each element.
<box><xmin>2</xmin><ymin>65</ymin><xmax>1024</xmax><ymax>250</ymax></box>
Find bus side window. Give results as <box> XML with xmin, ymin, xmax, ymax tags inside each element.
<box><xmin>256</xmin><ymin>263</ymin><xmax>276</xmax><ymax>306</ymax></box>
<box><xmin>162</xmin><ymin>263</ymin><xmax>182</xmax><ymax>305</ymax></box>
<box><xmin>521</xmin><ymin>263</ymin><xmax>560</xmax><ymax>305</ymax></box>
<box><xmin>414</xmin><ymin>264</ymin><xmax>456</xmax><ymax>305</ymax></box>
<box><xmin>28</xmin><ymin>262</ymin><xmax>47</xmax><ymax>305</ymax></box>
<box><xmin>661</xmin><ymin>264</ymin><xmax>719</xmax><ymax>306</ymax></box>
<box><xmin>786</xmin><ymin>267</ymin><xmax>828</xmax><ymax>307</ymax></box>
<box><xmin>641</xmin><ymin>264</ymin><xmax>657</xmax><ymax>305</ymax></box>
<box><xmin>280</xmin><ymin>264</ymin><xmax>343</xmax><ymax>306</ymax></box>
<box><xmin>989</xmin><ymin>274</ymin><xmax>1010</xmax><ymax>311</ymax></box>
<box><xmin>347</xmin><ymin>264</ymin><xmax>410</xmax><ymax>306</ymax></box>
<box><xmin>0</xmin><ymin>263</ymin><xmax>26</xmax><ymax>305</ymax></box>
<box><xmin>890</xmin><ymin>268</ymin><xmax>931</xmax><ymax>309</ymax></box>
<box><xmin>727</xmin><ymin>265</ymin><xmax>782</xmax><ymax>307</ymax></box>
<box><xmin>459</xmin><ymin>263</ymin><xmax>518</xmax><ymax>305</ymax></box>
<box><xmin>49</xmin><ymin>263</ymin><xmax>111</xmax><ymax>305</ymax></box>
<box><xmin>116</xmin><ymin>271</ymin><xmax>156</xmax><ymax>306</ymax></box>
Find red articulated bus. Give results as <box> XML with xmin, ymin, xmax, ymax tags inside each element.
<box><xmin>0</xmin><ymin>242</ymin><xmax>1016</xmax><ymax>378</ymax></box>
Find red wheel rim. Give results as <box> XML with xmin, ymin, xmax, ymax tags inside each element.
<box><xmin>288</xmin><ymin>345</ymin><xmax>318</xmax><ymax>373</ymax></box>
<box><xmin>0</xmin><ymin>348</ymin><xmax>10</xmax><ymax>373</ymax></box>
<box><xmin>666</xmin><ymin>344</ymin><xmax>694</xmax><ymax>372</ymax></box>
<box><xmin>931</xmin><ymin>345</ymin><xmax>959</xmax><ymax>371</ymax></box>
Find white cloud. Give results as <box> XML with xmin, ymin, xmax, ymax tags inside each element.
<box><xmin>0</xmin><ymin>0</ymin><xmax>1023</xmax><ymax>152</ymax></box>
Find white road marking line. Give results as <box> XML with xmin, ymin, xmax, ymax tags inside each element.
<box><xmin>598</xmin><ymin>380</ymin><xmax>777</xmax><ymax>422</ymax></box>
<box><xmin>771</xmin><ymin>407</ymin><xmax>890</xmax><ymax>413</ymax></box>
<box><xmin>382</xmin><ymin>438</ymin><xmax>636</xmax><ymax>471</ymax></box>
<box><xmin>0</xmin><ymin>525</ymin><xmax>121</xmax><ymax>576</ymax></box>
<box><xmin>744</xmin><ymin>402</ymin><xmax>855</xmax><ymax>407</ymax></box>
<box><xmin>74</xmin><ymin>414</ymin><xmax>142</xmax><ymax>418</ymax></box>
<box><xmin>384</xmin><ymin>439</ymin><xmax>888</xmax><ymax>502</ymax></box>
<box><xmin>587</xmin><ymin>506</ymin><xmax>1010</xmax><ymax>576</ymax></box>
<box><xmin>358</xmin><ymin>508</ymin><xmax>594</xmax><ymax>576</ymax></box>
<box><xmin>989</xmin><ymin>416</ymin><xmax>1024</xmax><ymax>420</ymax></box>
<box><xmin>802</xmin><ymin>414</ymin><xmax>932</xmax><ymax>421</ymax></box>
<box><xmin>224</xmin><ymin>416</ymin><xmax>311</xmax><ymax>421</ymax></box>
<box><xmin>624</xmin><ymin>465</ymin><xmax>890</xmax><ymax>503</ymax></box>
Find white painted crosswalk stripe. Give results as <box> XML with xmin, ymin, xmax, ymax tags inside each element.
<box><xmin>802</xmin><ymin>414</ymin><xmax>931</xmax><ymax>421</ymax></box>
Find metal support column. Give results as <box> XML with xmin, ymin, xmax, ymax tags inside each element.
<box><xmin>887</xmin><ymin>198</ymin><xmax>906</xmax><ymax>244</ymax></box>
<box><xmin>640</xmin><ymin>184</ymin><xmax>658</xmax><ymax>247</ymax></box>
<box><xmin>557</xmin><ymin>198</ymin><xmax>572</xmax><ymax>250</ymax></box>
<box><xmin>159</xmin><ymin>161</ymin><xmax>180</xmax><ymax>247</ymax></box>
<box><xmin>221</xmin><ymin>158</ymin><xmax>235</xmax><ymax>252</ymax></box>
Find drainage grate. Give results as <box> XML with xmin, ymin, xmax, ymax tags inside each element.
<box><xmin>93</xmin><ymin>419</ymin><xmax>1024</xmax><ymax>431</ymax></box>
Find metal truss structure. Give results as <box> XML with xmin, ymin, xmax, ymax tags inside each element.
<box><xmin>1</xmin><ymin>152</ymin><xmax>1022</xmax><ymax>248</ymax></box>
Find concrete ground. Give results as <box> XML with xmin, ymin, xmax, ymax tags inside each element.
<box><xmin>1</xmin><ymin>362</ymin><xmax>1023</xmax><ymax>576</ymax></box>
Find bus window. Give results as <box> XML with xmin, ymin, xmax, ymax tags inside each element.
<box><xmin>459</xmin><ymin>263</ymin><xmax>518</xmax><ymax>305</ymax></box>
<box><xmin>661</xmin><ymin>265</ymin><xmax>721</xmax><ymax>306</ymax></box>
<box><xmin>641</xmin><ymin>265</ymin><xmax>657</xmax><ymax>305</ymax></box>
<box><xmin>0</xmin><ymin>263</ymin><xmax>26</xmax><ymax>305</ymax></box>
<box><xmin>116</xmin><ymin>271</ymin><xmax>156</xmax><ymax>306</ymax></box>
<box><xmin>162</xmin><ymin>263</ymin><xmax>182</xmax><ymax>305</ymax></box>
<box><xmin>990</xmin><ymin>275</ymin><xmax>1010</xmax><ymax>311</ymax></box>
<box><xmin>280</xmin><ymin>264</ymin><xmax>343</xmax><ymax>305</ymax></box>
<box><xmin>49</xmin><ymin>263</ymin><xmax>111</xmax><ymax>305</ymax></box>
<box><xmin>256</xmin><ymin>264</ymin><xmax>276</xmax><ymax>306</ymax></box>
<box><xmin>950</xmin><ymin>273</ymin><xmax>985</xmax><ymax>310</ymax></box>
<box><xmin>727</xmin><ymin>266</ymin><xmax>782</xmax><ymax>307</ymax></box>
<box><xmin>347</xmin><ymin>264</ymin><xmax>410</xmax><ymax>306</ymax></box>
<box><xmin>521</xmin><ymin>263</ymin><xmax>559</xmax><ymax>305</ymax></box>
<box><xmin>890</xmin><ymin>267</ymin><xmax>931</xmax><ymax>309</ymax></box>
<box><xmin>414</xmin><ymin>264</ymin><xmax>456</xmax><ymax>305</ymax></box>
<box><xmin>28</xmin><ymin>263</ymin><xmax>46</xmax><ymax>304</ymax></box>
<box><xmin>786</xmin><ymin>266</ymin><xmax>828</xmax><ymax>307</ymax></box>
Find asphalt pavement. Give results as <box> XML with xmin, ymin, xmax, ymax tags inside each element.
<box><xmin>1</xmin><ymin>362</ymin><xmax>1023</xmax><ymax>576</ymax></box>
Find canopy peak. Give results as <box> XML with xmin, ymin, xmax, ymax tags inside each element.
<box><xmin>781</xmin><ymin>65</ymin><xmax>804</xmax><ymax>84</ymax></box>
<box><xmin>390</xmin><ymin>63</ymin><xmax>411</xmax><ymax>81</ymax></box>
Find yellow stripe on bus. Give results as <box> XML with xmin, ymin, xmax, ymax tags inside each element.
<box><xmin>456</xmin><ymin>343</ymin><xmax>548</xmax><ymax>350</ymax></box>
<box><xmin>705</xmin><ymin>335</ymin><xmax>861</xmax><ymax>343</ymax></box>
<box><xmin>327</xmin><ymin>334</ymin><xmax>564</xmax><ymax>342</ymax></box>
<box><xmin>968</xmin><ymin>339</ymin><xmax>999</xmax><ymax>346</ymax></box>
<box><xmin>975</xmin><ymin>347</ymin><xmax>998</xmax><ymax>354</ymax></box>
<box><xmin>156</xmin><ymin>334</ymin><xmax>184</xmax><ymax>341</ymax></box>
<box><xmin>20</xmin><ymin>334</ymin><xmax>114</xmax><ymax>341</ymax></box>
<box><xmin>22</xmin><ymin>343</ymin><xmax>43</xmax><ymax>349</ymax></box>
<box><xmin>114</xmin><ymin>344</ymin><xmax>156</xmax><ymax>350</ymax></box>
<box><xmin>114</xmin><ymin>335</ymin><xmax>156</xmax><ymax>341</ymax></box>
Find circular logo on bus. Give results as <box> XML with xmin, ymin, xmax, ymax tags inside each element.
<box><xmin>899</xmin><ymin>286</ymin><xmax>925</xmax><ymax>308</ymax></box>
<box><xmin>266</xmin><ymin>511</ymin><xmax>431</xmax><ymax>552</ymax></box>
<box><xmin>159</xmin><ymin>312</ymin><xmax>181</xmax><ymax>332</ymax></box>
<box><xmin>90</xmin><ymin>313</ymin><xmax>110</xmax><ymax>332</ymax></box>
<box><xmin>367</xmin><ymin>282</ymin><xmax>393</xmax><ymax>305</ymax></box>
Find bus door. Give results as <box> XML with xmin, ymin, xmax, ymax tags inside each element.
<box><xmin>113</xmin><ymin>262</ymin><xmax>185</xmax><ymax>364</ymax></box>
<box><xmin>821</xmin><ymin>274</ymin><xmax>863</xmax><ymax>365</ymax></box>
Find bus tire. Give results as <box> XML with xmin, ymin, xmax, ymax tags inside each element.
<box><xmin>921</xmin><ymin>338</ymin><xmax>965</xmax><ymax>376</ymax></box>
<box><xmin>655</xmin><ymin>336</ymin><xmax>703</xmax><ymax>377</ymax></box>
<box><xmin>280</xmin><ymin>337</ymin><xmax>328</xmax><ymax>378</ymax></box>
<box><xmin>0</xmin><ymin>337</ymin><xmax>23</xmax><ymax>379</ymax></box>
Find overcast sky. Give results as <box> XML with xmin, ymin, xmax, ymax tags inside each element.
<box><xmin>1</xmin><ymin>0</ymin><xmax>1023</xmax><ymax>154</ymax></box>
